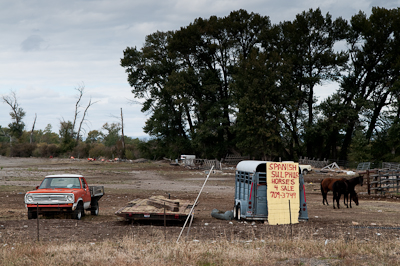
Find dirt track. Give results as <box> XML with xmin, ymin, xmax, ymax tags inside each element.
<box><xmin>1</xmin><ymin>156</ymin><xmax>400</xmax><ymax>244</ymax></box>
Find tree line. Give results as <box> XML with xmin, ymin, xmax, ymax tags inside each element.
<box><xmin>0</xmin><ymin>87</ymin><xmax>146</xmax><ymax>160</ymax></box>
<box><xmin>120</xmin><ymin>7</ymin><xmax>400</xmax><ymax>163</ymax></box>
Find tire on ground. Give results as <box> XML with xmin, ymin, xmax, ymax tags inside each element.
<box><xmin>91</xmin><ymin>200</ymin><xmax>99</xmax><ymax>216</ymax></box>
<box><xmin>28</xmin><ymin>209</ymin><xmax>37</xmax><ymax>219</ymax></box>
<box><xmin>73</xmin><ymin>203</ymin><xmax>84</xmax><ymax>220</ymax></box>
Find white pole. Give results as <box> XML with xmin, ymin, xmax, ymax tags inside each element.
<box><xmin>176</xmin><ymin>165</ymin><xmax>214</xmax><ymax>243</ymax></box>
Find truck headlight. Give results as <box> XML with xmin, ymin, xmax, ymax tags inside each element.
<box><xmin>26</xmin><ymin>195</ymin><xmax>33</xmax><ymax>203</ymax></box>
<box><xmin>67</xmin><ymin>195</ymin><xmax>73</xmax><ymax>202</ymax></box>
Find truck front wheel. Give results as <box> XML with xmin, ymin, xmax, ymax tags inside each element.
<box><xmin>73</xmin><ymin>203</ymin><xmax>83</xmax><ymax>220</ymax></box>
<box><xmin>28</xmin><ymin>209</ymin><xmax>37</xmax><ymax>219</ymax></box>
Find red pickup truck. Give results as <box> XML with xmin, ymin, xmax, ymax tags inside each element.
<box><xmin>24</xmin><ymin>174</ymin><xmax>104</xmax><ymax>220</ymax></box>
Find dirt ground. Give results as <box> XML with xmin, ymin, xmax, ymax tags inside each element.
<box><xmin>1</xmin><ymin>156</ymin><xmax>400</xmax><ymax>244</ymax></box>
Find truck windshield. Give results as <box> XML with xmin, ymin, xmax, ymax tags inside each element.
<box><xmin>39</xmin><ymin>177</ymin><xmax>81</xmax><ymax>189</ymax></box>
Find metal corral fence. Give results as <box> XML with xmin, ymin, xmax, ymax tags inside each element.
<box><xmin>358</xmin><ymin>169</ymin><xmax>400</xmax><ymax>195</ymax></box>
<box><xmin>298</xmin><ymin>157</ymin><xmax>330</xmax><ymax>168</ymax></box>
<box><xmin>222</xmin><ymin>154</ymin><xmax>250</xmax><ymax>165</ymax></box>
<box><xmin>183</xmin><ymin>159</ymin><xmax>222</xmax><ymax>170</ymax></box>
<box><xmin>381</xmin><ymin>162</ymin><xmax>400</xmax><ymax>170</ymax></box>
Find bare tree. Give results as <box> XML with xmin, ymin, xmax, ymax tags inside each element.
<box><xmin>2</xmin><ymin>90</ymin><xmax>25</xmax><ymax>140</ymax></box>
<box><xmin>75</xmin><ymin>98</ymin><xmax>97</xmax><ymax>144</ymax></box>
<box><xmin>72</xmin><ymin>84</ymin><xmax>84</xmax><ymax>131</ymax></box>
<box><xmin>66</xmin><ymin>83</ymin><xmax>98</xmax><ymax>146</ymax></box>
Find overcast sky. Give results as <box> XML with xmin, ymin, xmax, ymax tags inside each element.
<box><xmin>0</xmin><ymin>0</ymin><xmax>398</xmax><ymax>139</ymax></box>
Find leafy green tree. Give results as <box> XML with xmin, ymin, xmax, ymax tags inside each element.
<box><xmin>102</xmin><ymin>123</ymin><xmax>121</xmax><ymax>147</ymax></box>
<box><xmin>347</xmin><ymin>129</ymin><xmax>372</xmax><ymax>162</ymax></box>
<box><xmin>59</xmin><ymin>121</ymin><xmax>76</xmax><ymax>152</ymax></box>
<box><xmin>233</xmin><ymin>48</ymin><xmax>287</xmax><ymax>160</ymax></box>
<box><xmin>312</xmin><ymin>93</ymin><xmax>350</xmax><ymax>159</ymax></box>
<box><xmin>338</xmin><ymin>7</ymin><xmax>400</xmax><ymax>160</ymax></box>
<box><xmin>0</xmin><ymin>126</ymin><xmax>11</xmax><ymax>143</ymax></box>
<box><xmin>35</xmin><ymin>124</ymin><xmax>59</xmax><ymax>144</ymax></box>
<box><xmin>121</xmin><ymin>31</ymin><xmax>190</xmax><ymax>158</ymax></box>
<box><xmin>85</xmin><ymin>130</ymin><xmax>103</xmax><ymax>144</ymax></box>
<box><xmin>264</xmin><ymin>8</ymin><xmax>349</xmax><ymax>158</ymax></box>
<box><xmin>121</xmin><ymin>10</ymin><xmax>270</xmax><ymax>159</ymax></box>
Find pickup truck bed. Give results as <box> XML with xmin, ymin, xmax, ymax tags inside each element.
<box><xmin>89</xmin><ymin>186</ymin><xmax>105</xmax><ymax>198</ymax></box>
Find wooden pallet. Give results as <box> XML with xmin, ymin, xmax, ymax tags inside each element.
<box><xmin>115</xmin><ymin>195</ymin><xmax>194</xmax><ymax>222</ymax></box>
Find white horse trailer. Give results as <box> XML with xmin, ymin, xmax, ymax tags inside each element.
<box><xmin>233</xmin><ymin>160</ymin><xmax>308</xmax><ymax>221</ymax></box>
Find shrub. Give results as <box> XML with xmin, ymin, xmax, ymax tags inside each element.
<box><xmin>72</xmin><ymin>143</ymin><xmax>91</xmax><ymax>158</ymax></box>
<box><xmin>125</xmin><ymin>144</ymin><xmax>141</xmax><ymax>159</ymax></box>
<box><xmin>0</xmin><ymin>143</ymin><xmax>10</xmax><ymax>156</ymax></box>
<box><xmin>89</xmin><ymin>143</ymin><xmax>106</xmax><ymax>158</ymax></box>
<box><xmin>10</xmin><ymin>143</ymin><xmax>37</xmax><ymax>157</ymax></box>
<box><xmin>33</xmin><ymin>143</ymin><xmax>61</xmax><ymax>157</ymax></box>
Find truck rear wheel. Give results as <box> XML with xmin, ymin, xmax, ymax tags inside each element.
<box><xmin>91</xmin><ymin>200</ymin><xmax>99</xmax><ymax>216</ymax></box>
<box><xmin>73</xmin><ymin>203</ymin><xmax>83</xmax><ymax>220</ymax></box>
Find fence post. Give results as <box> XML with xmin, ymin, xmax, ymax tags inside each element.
<box><xmin>36</xmin><ymin>203</ymin><xmax>39</xmax><ymax>242</ymax></box>
<box><xmin>289</xmin><ymin>200</ymin><xmax>292</xmax><ymax>238</ymax></box>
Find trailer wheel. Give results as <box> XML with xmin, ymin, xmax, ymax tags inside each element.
<box><xmin>28</xmin><ymin>209</ymin><xmax>37</xmax><ymax>219</ymax></box>
<box><xmin>234</xmin><ymin>205</ymin><xmax>241</xmax><ymax>220</ymax></box>
<box><xmin>73</xmin><ymin>203</ymin><xmax>83</xmax><ymax>220</ymax></box>
<box><xmin>91</xmin><ymin>200</ymin><xmax>99</xmax><ymax>216</ymax></box>
<box><xmin>302</xmin><ymin>169</ymin><xmax>308</xmax><ymax>175</ymax></box>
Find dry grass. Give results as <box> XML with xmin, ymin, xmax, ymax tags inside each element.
<box><xmin>1</xmin><ymin>233</ymin><xmax>400</xmax><ymax>266</ymax></box>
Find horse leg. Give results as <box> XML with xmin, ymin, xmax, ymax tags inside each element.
<box><xmin>325</xmin><ymin>190</ymin><xmax>329</xmax><ymax>205</ymax></box>
<box><xmin>321</xmin><ymin>183</ymin><xmax>327</xmax><ymax>205</ymax></box>
<box><xmin>344</xmin><ymin>192</ymin><xmax>349</xmax><ymax>208</ymax></box>
<box><xmin>323</xmin><ymin>192</ymin><xmax>328</xmax><ymax>205</ymax></box>
<box><xmin>333</xmin><ymin>193</ymin><xmax>336</xmax><ymax>209</ymax></box>
<box><xmin>321</xmin><ymin>190</ymin><xmax>328</xmax><ymax>205</ymax></box>
<box><xmin>349</xmin><ymin>192</ymin><xmax>353</xmax><ymax>208</ymax></box>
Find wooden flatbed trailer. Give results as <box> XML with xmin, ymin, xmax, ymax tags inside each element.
<box><xmin>115</xmin><ymin>195</ymin><xmax>195</xmax><ymax>222</ymax></box>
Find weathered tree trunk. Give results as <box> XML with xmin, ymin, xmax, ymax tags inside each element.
<box><xmin>76</xmin><ymin>99</ymin><xmax>95</xmax><ymax>145</ymax></box>
<box><xmin>30</xmin><ymin>113</ymin><xmax>37</xmax><ymax>144</ymax></box>
<box><xmin>120</xmin><ymin>108</ymin><xmax>125</xmax><ymax>158</ymax></box>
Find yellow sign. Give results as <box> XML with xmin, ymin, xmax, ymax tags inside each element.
<box><xmin>266</xmin><ymin>162</ymin><xmax>299</xmax><ymax>225</ymax></box>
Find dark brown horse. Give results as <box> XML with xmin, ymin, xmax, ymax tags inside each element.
<box><xmin>321</xmin><ymin>175</ymin><xmax>363</xmax><ymax>206</ymax></box>
<box><xmin>332</xmin><ymin>179</ymin><xmax>359</xmax><ymax>209</ymax></box>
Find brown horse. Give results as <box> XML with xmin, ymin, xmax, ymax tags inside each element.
<box><xmin>320</xmin><ymin>177</ymin><xmax>346</xmax><ymax>205</ymax></box>
<box><xmin>321</xmin><ymin>175</ymin><xmax>363</xmax><ymax>206</ymax></box>
<box><xmin>332</xmin><ymin>179</ymin><xmax>359</xmax><ymax>209</ymax></box>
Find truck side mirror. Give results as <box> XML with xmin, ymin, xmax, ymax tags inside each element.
<box><xmin>36</xmin><ymin>186</ymin><xmax>39</xmax><ymax>190</ymax></box>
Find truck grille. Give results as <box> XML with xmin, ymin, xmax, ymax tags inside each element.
<box><xmin>30</xmin><ymin>194</ymin><xmax>71</xmax><ymax>204</ymax></box>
